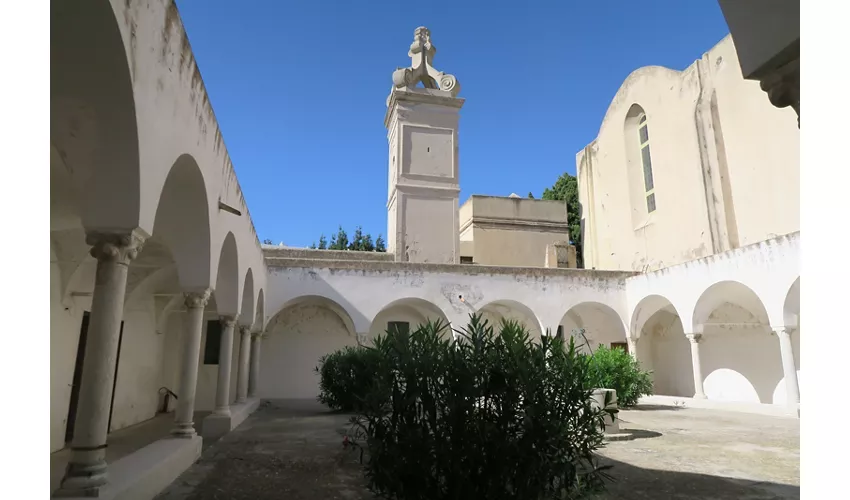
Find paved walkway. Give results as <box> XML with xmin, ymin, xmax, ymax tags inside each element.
<box><xmin>157</xmin><ymin>400</ymin><xmax>799</xmax><ymax>500</ymax></box>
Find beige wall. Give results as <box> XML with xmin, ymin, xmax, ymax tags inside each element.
<box><xmin>578</xmin><ymin>35</ymin><xmax>799</xmax><ymax>272</ymax></box>
<box><xmin>459</xmin><ymin>195</ymin><xmax>571</xmax><ymax>267</ymax></box>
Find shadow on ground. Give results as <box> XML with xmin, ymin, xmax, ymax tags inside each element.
<box><xmin>156</xmin><ymin>399</ymin><xmax>799</xmax><ymax>500</ymax></box>
<box><xmin>592</xmin><ymin>456</ymin><xmax>800</xmax><ymax>499</ymax></box>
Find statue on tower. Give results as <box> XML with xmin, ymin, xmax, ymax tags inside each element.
<box><xmin>391</xmin><ymin>27</ymin><xmax>461</xmax><ymax>97</ymax></box>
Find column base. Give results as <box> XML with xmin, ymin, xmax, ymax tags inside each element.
<box><xmin>212</xmin><ymin>407</ymin><xmax>232</xmax><ymax>417</ymax></box>
<box><xmin>693</xmin><ymin>393</ymin><xmax>707</xmax><ymax>400</ymax></box>
<box><xmin>170</xmin><ymin>422</ymin><xmax>196</xmax><ymax>438</ymax></box>
<box><xmin>54</xmin><ymin>460</ymin><xmax>108</xmax><ymax>498</ymax></box>
<box><xmin>236</xmin><ymin>397</ymin><xmax>247</xmax><ymax>405</ymax></box>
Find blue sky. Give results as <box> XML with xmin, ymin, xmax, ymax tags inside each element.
<box><xmin>177</xmin><ymin>1</ymin><xmax>730</xmax><ymax>247</ymax></box>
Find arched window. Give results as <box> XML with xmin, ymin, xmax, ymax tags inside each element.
<box><xmin>637</xmin><ymin>114</ymin><xmax>656</xmax><ymax>213</ymax></box>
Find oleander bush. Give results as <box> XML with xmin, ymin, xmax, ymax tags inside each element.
<box><xmin>582</xmin><ymin>344</ymin><xmax>654</xmax><ymax>408</ymax></box>
<box><xmin>315</xmin><ymin>345</ymin><xmax>385</xmax><ymax>412</ymax></box>
<box><xmin>337</xmin><ymin>314</ymin><xmax>612</xmax><ymax>500</ymax></box>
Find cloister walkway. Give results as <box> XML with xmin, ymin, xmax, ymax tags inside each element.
<box><xmin>155</xmin><ymin>400</ymin><xmax>800</xmax><ymax>500</ymax></box>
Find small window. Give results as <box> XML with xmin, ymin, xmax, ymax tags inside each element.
<box><xmin>460</xmin><ymin>256</ymin><xmax>474</xmax><ymax>264</ymax></box>
<box><xmin>637</xmin><ymin>114</ymin><xmax>656</xmax><ymax>213</ymax></box>
<box><xmin>387</xmin><ymin>321</ymin><xmax>410</xmax><ymax>335</ymax></box>
<box><xmin>203</xmin><ymin>320</ymin><xmax>222</xmax><ymax>365</ymax></box>
<box><xmin>611</xmin><ymin>342</ymin><xmax>629</xmax><ymax>354</ymax></box>
<box><xmin>646</xmin><ymin>193</ymin><xmax>656</xmax><ymax>212</ymax></box>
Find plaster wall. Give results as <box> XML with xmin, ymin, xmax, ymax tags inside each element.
<box><xmin>459</xmin><ymin>196</ymin><xmax>571</xmax><ymax>267</ymax></box>
<box><xmin>578</xmin><ymin>36</ymin><xmax>799</xmax><ymax>273</ymax></box>
<box><xmin>260</xmin><ymin>303</ymin><xmax>359</xmax><ymax>399</ymax></box>
<box><xmin>706</xmin><ymin>39</ymin><xmax>800</xmax><ymax>246</ymax></box>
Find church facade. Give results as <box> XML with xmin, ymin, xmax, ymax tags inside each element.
<box><xmin>49</xmin><ymin>2</ymin><xmax>799</xmax><ymax>499</ymax></box>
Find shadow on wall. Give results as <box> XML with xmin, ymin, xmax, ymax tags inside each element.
<box><xmin>593</xmin><ymin>456</ymin><xmax>799</xmax><ymax>499</ymax></box>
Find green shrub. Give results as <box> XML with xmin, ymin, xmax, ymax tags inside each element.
<box><xmin>582</xmin><ymin>344</ymin><xmax>653</xmax><ymax>407</ymax></box>
<box><xmin>346</xmin><ymin>315</ymin><xmax>612</xmax><ymax>499</ymax></box>
<box><xmin>315</xmin><ymin>345</ymin><xmax>384</xmax><ymax>412</ymax></box>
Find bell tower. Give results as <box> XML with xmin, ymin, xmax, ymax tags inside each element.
<box><xmin>385</xmin><ymin>27</ymin><xmax>464</xmax><ymax>264</ymax></box>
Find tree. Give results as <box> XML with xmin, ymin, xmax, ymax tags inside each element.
<box><xmin>527</xmin><ymin>192</ymin><xmax>535</xmax><ymax>199</ymax></box>
<box><xmin>541</xmin><ymin>172</ymin><xmax>583</xmax><ymax>267</ymax></box>
<box><xmin>262</xmin><ymin>239</ymin><xmax>273</xmax><ymax>245</ymax></box>
<box><xmin>310</xmin><ymin>225</ymin><xmax>387</xmax><ymax>252</ymax></box>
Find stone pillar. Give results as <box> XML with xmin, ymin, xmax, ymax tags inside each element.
<box><xmin>775</xmin><ymin>327</ymin><xmax>800</xmax><ymax>408</ymax></box>
<box><xmin>686</xmin><ymin>333</ymin><xmax>707</xmax><ymax>399</ymax></box>
<box><xmin>248</xmin><ymin>332</ymin><xmax>263</xmax><ymax>397</ymax></box>
<box><xmin>213</xmin><ymin>316</ymin><xmax>237</xmax><ymax>416</ymax></box>
<box><xmin>627</xmin><ymin>336</ymin><xmax>639</xmax><ymax>360</ymax></box>
<box><xmin>56</xmin><ymin>231</ymin><xmax>145</xmax><ymax>497</ymax></box>
<box><xmin>236</xmin><ymin>326</ymin><xmax>251</xmax><ymax>403</ymax></box>
<box><xmin>172</xmin><ymin>289</ymin><xmax>211</xmax><ymax>437</ymax></box>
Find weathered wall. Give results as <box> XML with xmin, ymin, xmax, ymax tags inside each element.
<box><xmin>459</xmin><ymin>195</ymin><xmax>571</xmax><ymax>267</ymax></box>
<box><xmin>578</xmin><ymin>35</ymin><xmax>799</xmax><ymax>273</ymax></box>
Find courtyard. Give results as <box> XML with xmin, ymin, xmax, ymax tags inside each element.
<box><xmin>155</xmin><ymin>400</ymin><xmax>799</xmax><ymax>500</ymax></box>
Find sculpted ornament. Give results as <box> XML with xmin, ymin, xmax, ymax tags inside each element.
<box><xmin>86</xmin><ymin>231</ymin><xmax>146</xmax><ymax>264</ymax></box>
<box><xmin>184</xmin><ymin>289</ymin><xmax>212</xmax><ymax>309</ymax></box>
<box><xmin>220</xmin><ymin>315</ymin><xmax>239</xmax><ymax>328</ymax></box>
<box><xmin>391</xmin><ymin>27</ymin><xmax>461</xmax><ymax>97</ymax></box>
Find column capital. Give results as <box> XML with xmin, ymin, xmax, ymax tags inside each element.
<box><xmin>86</xmin><ymin>229</ymin><xmax>146</xmax><ymax>264</ymax></box>
<box><xmin>183</xmin><ymin>289</ymin><xmax>211</xmax><ymax>310</ymax></box>
<box><xmin>251</xmin><ymin>330</ymin><xmax>264</xmax><ymax>339</ymax></box>
<box><xmin>772</xmin><ymin>326</ymin><xmax>795</xmax><ymax>338</ymax></box>
<box><xmin>686</xmin><ymin>333</ymin><xmax>703</xmax><ymax>344</ymax></box>
<box><xmin>219</xmin><ymin>315</ymin><xmax>239</xmax><ymax>328</ymax></box>
<box><xmin>239</xmin><ymin>325</ymin><xmax>252</xmax><ymax>336</ymax></box>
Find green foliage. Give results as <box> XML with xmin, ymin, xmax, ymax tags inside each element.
<box><xmin>315</xmin><ymin>346</ymin><xmax>385</xmax><ymax>412</ymax></box>
<box><xmin>336</xmin><ymin>315</ymin><xmax>611</xmax><ymax>499</ymax></box>
<box><xmin>541</xmin><ymin>172</ymin><xmax>583</xmax><ymax>267</ymax></box>
<box><xmin>582</xmin><ymin>345</ymin><xmax>653</xmax><ymax>408</ymax></box>
<box><xmin>310</xmin><ymin>225</ymin><xmax>387</xmax><ymax>252</ymax></box>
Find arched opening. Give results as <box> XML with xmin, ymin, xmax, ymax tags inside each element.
<box><xmin>476</xmin><ymin>300</ymin><xmax>544</xmax><ymax>341</ymax></box>
<box><xmin>693</xmin><ymin>280</ymin><xmax>779</xmax><ymax>404</ymax></box>
<box><xmin>370</xmin><ymin>298</ymin><xmax>452</xmax><ymax>339</ymax></box>
<box><xmin>559</xmin><ymin>302</ymin><xmax>628</xmax><ymax>355</ymax></box>
<box><xmin>773</xmin><ymin>277</ymin><xmax>800</xmax><ymax>405</ymax></box>
<box><xmin>151</xmin><ymin>155</ymin><xmax>212</xmax><ymax>291</ymax></box>
<box><xmin>214</xmin><ymin>232</ymin><xmax>240</xmax><ymax>316</ymax></box>
<box><xmin>51</xmin><ymin>0</ymin><xmax>141</xmax><ymax>232</ymax></box>
<box><xmin>624</xmin><ymin>104</ymin><xmax>656</xmax><ymax>229</ymax></box>
<box><xmin>239</xmin><ymin>269</ymin><xmax>256</xmax><ymax>327</ymax></box>
<box><xmin>50</xmin><ymin>0</ymin><xmax>140</xmax><ymax>456</ymax></box>
<box><xmin>630</xmin><ymin>295</ymin><xmax>692</xmax><ymax>397</ymax></box>
<box><xmin>255</xmin><ymin>289</ymin><xmax>265</xmax><ymax>330</ymax></box>
<box><xmin>261</xmin><ymin>296</ymin><xmax>359</xmax><ymax>399</ymax></box>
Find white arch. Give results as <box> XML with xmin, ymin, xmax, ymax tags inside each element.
<box><xmin>476</xmin><ymin>299</ymin><xmax>545</xmax><ymax>339</ymax></box>
<box><xmin>239</xmin><ymin>269</ymin><xmax>255</xmax><ymax>327</ymax></box>
<box><xmin>783</xmin><ymin>276</ymin><xmax>800</xmax><ymax>328</ymax></box>
<box><xmin>151</xmin><ymin>154</ymin><xmax>213</xmax><ymax>290</ymax></box>
<box><xmin>370</xmin><ymin>297</ymin><xmax>452</xmax><ymax>338</ymax></box>
<box><xmin>691</xmin><ymin>280</ymin><xmax>770</xmax><ymax>331</ymax></box>
<box><xmin>630</xmin><ymin>294</ymin><xmax>681</xmax><ymax>340</ymax></box>
<box><xmin>266</xmin><ymin>295</ymin><xmax>358</xmax><ymax>339</ymax></box>
<box><xmin>214</xmin><ymin>232</ymin><xmax>240</xmax><ymax>316</ymax></box>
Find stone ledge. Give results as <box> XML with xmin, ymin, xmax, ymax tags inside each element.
<box><xmin>265</xmin><ymin>257</ymin><xmax>637</xmax><ymax>281</ymax></box>
<box><xmin>262</xmin><ymin>246</ymin><xmax>394</xmax><ymax>262</ymax></box>
<box><xmin>201</xmin><ymin>398</ymin><xmax>262</xmax><ymax>440</ymax></box>
<box><xmin>53</xmin><ymin>435</ymin><xmax>202</xmax><ymax>500</ymax></box>
<box><xmin>639</xmin><ymin>395</ymin><xmax>799</xmax><ymax>419</ymax></box>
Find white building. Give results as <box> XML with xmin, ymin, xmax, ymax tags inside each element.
<box><xmin>49</xmin><ymin>3</ymin><xmax>799</xmax><ymax>499</ymax></box>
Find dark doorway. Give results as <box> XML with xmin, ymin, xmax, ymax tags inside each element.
<box><xmin>65</xmin><ymin>311</ymin><xmax>90</xmax><ymax>444</ymax></box>
<box><xmin>611</xmin><ymin>341</ymin><xmax>629</xmax><ymax>354</ymax></box>
<box><xmin>65</xmin><ymin>312</ymin><xmax>126</xmax><ymax>444</ymax></box>
<box><xmin>108</xmin><ymin>321</ymin><xmax>126</xmax><ymax>432</ymax></box>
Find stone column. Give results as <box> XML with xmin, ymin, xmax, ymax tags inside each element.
<box><xmin>56</xmin><ymin>231</ymin><xmax>145</xmax><ymax>497</ymax></box>
<box><xmin>627</xmin><ymin>336</ymin><xmax>639</xmax><ymax>360</ymax></box>
<box><xmin>236</xmin><ymin>326</ymin><xmax>251</xmax><ymax>403</ymax></box>
<box><xmin>775</xmin><ymin>327</ymin><xmax>800</xmax><ymax>408</ymax></box>
<box><xmin>172</xmin><ymin>289</ymin><xmax>211</xmax><ymax>437</ymax></box>
<box><xmin>213</xmin><ymin>315</ymin><xmax>237</xmax><ymax>416</ymax></box>
<box><xmin>686</xmin><ymin>333</ymin><xmax>707</xmax><ymax>399</ymax></box>
<box><xmin>248</xmin><ymin>332</ymin><xmax>263</xmax><ymax>397</ymax></box>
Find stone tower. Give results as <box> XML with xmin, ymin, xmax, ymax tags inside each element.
<box><xmin>385</xmin><ymin>27</ymin><xmax>464</xmax><ymax>264</ymax></box>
